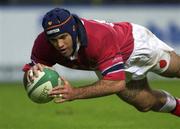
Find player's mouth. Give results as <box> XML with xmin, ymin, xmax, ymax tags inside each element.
<box><xmin>59</xmin><ymin>48</ymin><xmax>71</xmax><ymax>57</ymax></box>
<box><xmin>60</xmin><ymin>48</ymin><xmax>67</xmax><ymax>54</ymax></box>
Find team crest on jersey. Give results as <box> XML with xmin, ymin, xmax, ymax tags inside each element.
<box><xmin>48</xmin><ymin>21</ymin><xmax>52</xmax><ymax>26</ymax></box>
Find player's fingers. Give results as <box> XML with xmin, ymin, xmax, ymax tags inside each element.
<box><xmin>51</xmin><ymin>85</ymin><xmax>64</xmax><ymax>91</ymax></box>
<box><xmin>58</xmin><ymin>78</ymin><xmax>62</xmax><ymax>85</ymax></box>
<box><xmin>48</xmin><ymin>87</ymin><xmax>67</xmax><ymax>96</ymax></box>
<box><xmin>49</xmin><ymin>89</ymin><xmax>67</xmax><ymax>96</ymax></box>
<box><xmin>60</xmin><ymin>76</ymin><xmax>69</xmax><ymax>85</ymax></box>
<box><xmin>28</xmin><ymin>69</ymin><xmax>33</xmax><ymax>77</ymax></box>
<box><xmin>31</xmin><ymin>63</ymin><xmax>45</xmax><ymax>77</ymax></box>
<box><xmin>54</xmin><ymin>98</ymin><xmax>67</xmax><ymax>103</ymax></box>
<box><xmin>51</xmin><ymin>93</ymin><xmax>63</xmax><ymax>98</ymax></box>
<box><xmin>53</xmin><ymin>93</ymin><xmax>65</xmax><ymax>102</ymax></box>
<box><xmin>31</xmin><ymin>66</ymin><xmax>39</xmax><ymax>78</ymax></box>
<box><xmin>27</xmin><ymin>70</ymin><xmax>35</xmax><ymax>82</ymax></box>
<box><xmin>36</xmin><ymin>63</ymin><xmax>44</xmax><ymax>71</ymax></box>
<box><xmin>48</xmin><ymin>90</ymin><xmax>59</xmax><ymax>95</ymax></box>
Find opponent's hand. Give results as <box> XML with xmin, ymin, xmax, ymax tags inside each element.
<box><xmin>48</xmin><ymin>77</ymin><xmax>77</xmax><ymax>103</ymax></box>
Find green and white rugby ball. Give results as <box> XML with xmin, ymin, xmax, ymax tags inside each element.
<box><xmin>26</xmin><ymin>68</ymin><xmax>60</xmax><ymax>104</ymax></box>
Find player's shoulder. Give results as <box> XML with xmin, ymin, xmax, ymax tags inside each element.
<box><xmin>35</xmin><ymin>31</ymin><xmax>47</xmax><ymax>44</ymax></box>
<box><xmin>82</xmin><ymin>18</ymin><xmax>116</xmax><ymax>39</ymax></box>
<box><xmin>82</xmin><ymin>19</ymin><xmax>113</xmax><ymax>30</ymax></box>
<box><xmin>33</xmin><ymin>32</ymin><xmax>51</xmax><ymax>49</ymax></box>
<box><xmin>32</xmin><ymin>31</ymin><xmax>55</xmax><ymax>53</ymax></box>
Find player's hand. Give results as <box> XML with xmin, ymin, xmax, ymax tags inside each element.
<box><xmin>27</xmin><ymin>63</ymin><xmax>45</xmax><ymax>83</ymax></box>
<box><xmin>48</xmin><ymin>77</ymin><xmax>77</xmax><ymax>103</ymax></box>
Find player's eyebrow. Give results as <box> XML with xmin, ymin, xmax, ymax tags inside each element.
<box><xmin>51</xmin><ymin>33</ymin><xmax>68</xmax><ymax>40</ymax></box>
<box><xmin>59</xmin><ymin>33</ymin><xmax>68</xmax><ymax>38</ymax></box>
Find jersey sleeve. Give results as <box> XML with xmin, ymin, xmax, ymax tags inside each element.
<box><xmin>97</xmin><ymin>30</ymin><xmax>125</xmax><ymax>80</ymax></box>
<box><xmin>98</xmin><ymin>54</ymin><xmax>125</xmax><ymax>80</ymax></box>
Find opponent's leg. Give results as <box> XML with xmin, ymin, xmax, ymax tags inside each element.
<box><xmin>116</xmin><ymin>78</ymin><xmax>177</xmax><ymax>114</ymax></box>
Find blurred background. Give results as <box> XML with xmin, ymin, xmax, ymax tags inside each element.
<box><xmin>1</xmin><ymin>0</ymin><xmax>180</xmax><ymax>5</ymax></box>
<box><xmin>0</xmin><ymin>0</ymin><xmax>180</xmax><ymax>82</ymax></box>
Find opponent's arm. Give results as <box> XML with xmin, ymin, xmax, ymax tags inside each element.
<box><xmin>49</xmin><ymin>77</ymin><xmax>126</xmax><ymax>103</ymax></box>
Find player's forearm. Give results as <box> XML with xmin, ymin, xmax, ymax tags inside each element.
<box><xmin>73</xmin><ymin>80</ymin><xmax>126</xmax><ymax>100</ymax></box>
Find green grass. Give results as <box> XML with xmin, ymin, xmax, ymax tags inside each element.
<box><xmin>0</xmin><ymin>80</ymin><xmax>179</xmax><ymax>129</ymax></box>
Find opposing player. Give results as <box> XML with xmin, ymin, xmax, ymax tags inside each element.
<box><xmin>23</xmin><ymin>8</ymin><xmax>180</xmax><ymax>117</ymax></box>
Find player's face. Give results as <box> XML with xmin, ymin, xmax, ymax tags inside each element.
<box><xmin>49</xmin><ymin>33</ymin><xmax>73</xmax><ymax>57</ymax></box>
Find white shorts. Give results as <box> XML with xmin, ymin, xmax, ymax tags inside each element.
<box><xmin>125</xmin><ymin>23</ymin><xmax>174</xmax><ymax>82</ymax></box>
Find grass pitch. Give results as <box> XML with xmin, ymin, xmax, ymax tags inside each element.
<box><xmin>0</xmin><ymin>80</ymin><xmax>179</xmax><ymax>129</ymax></box>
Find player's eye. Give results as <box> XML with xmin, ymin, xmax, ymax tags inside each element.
<box><xmin>49</xmin><ymin>39</ymin><xmax>57</xmax><ymax>44</ymax></box>
<box><xmin>58</xmin><ymin>34</ymin><xmax>68</xmax><ymax>39</ymax></box>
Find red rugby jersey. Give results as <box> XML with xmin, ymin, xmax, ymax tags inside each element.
<box><xmin>29</xmin><ymin>19</ymin><xmax>134</xmax><ymax>80</ymax></box>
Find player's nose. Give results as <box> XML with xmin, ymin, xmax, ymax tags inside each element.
<box><xmin>57</xmin><ymin>39</ymin><xmax>64</xmax><ymax>48</ymax></box>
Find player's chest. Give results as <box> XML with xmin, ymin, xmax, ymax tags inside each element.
<box><xmin>58</xmin><ymin>47</ymin><xmax>99</xmax><ymax>70</ymax></box>
<box><xmin>69</xmin><ymin>54</ymin><xmax>98</xmax><ymax>70</ymax></box>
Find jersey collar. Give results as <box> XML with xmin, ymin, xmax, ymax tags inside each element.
<box><xmin>69</xmin><ymin>42</ymin><xmax>80</xmax><ymax>60</ymax></box>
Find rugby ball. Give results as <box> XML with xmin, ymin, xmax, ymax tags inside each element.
<box><xmin>25</xmin><ymin>68</ymin><xmax>60</xmax><ymax>104</ymax></box>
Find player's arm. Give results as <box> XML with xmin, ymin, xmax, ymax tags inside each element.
<box><xmin>49</xmin><ymin>53</ymin><xmax>126</xmax><ymax>103</ymax></box>
<box><xmin>49</xmin><ymin>77</ymin><xmax>126</xmax><ymax>103</ymax></box>
<box><xmin>76</xmin><ymin>79</ymin><xmax>125</xmax><ymax>99</ymax></box>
